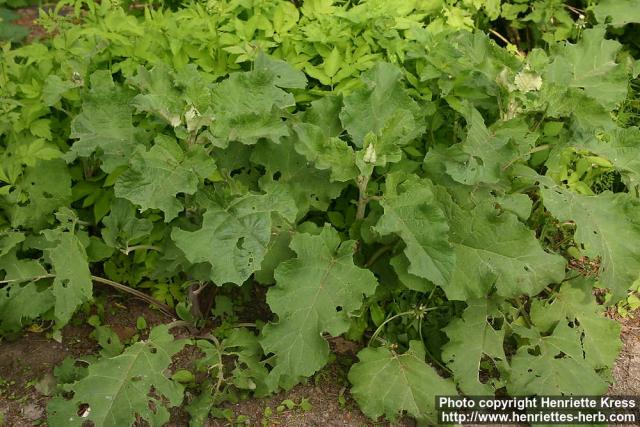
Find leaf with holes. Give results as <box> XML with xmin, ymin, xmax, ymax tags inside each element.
<box><xmin>441</xmin><ymin>299</ymin><xmax>506</xmax><ymax>394</ymax></box>
<box><xmin>66</xmin><ymin>71</ymin><xmax>147</xmax><ymax>173</ymax></box>
<box><xmin>439</xmin><ymin>192</ymin><xmax>566</xmax><ymax>300</ymax></box>
<box><xmin>348</xmin><ymin>341</ymin><xmax>457</xmax><ymax>423</ymax></box>
<box><xmin>114</xmin><ymin>136</ymin><xmax>215</xmax><ymax>221</ymax></box>
<box><xmin>541</xmin><ymin>187</ymin><xmax>640</xmax><ymax>300</ymax></box>
<box><xmin>260</xmin><ymin>225</ymin><xmax>377</xmax><ymax>390</ymax></box>
<box><xmin>47</xmin><ymin>325</ymin><xmax>187</xmax><ymax>427</ymax></box>
<box><xmin>172</xmin><ymin>189</ymin><xmax>296</xmax><ymax>285</ymax></box>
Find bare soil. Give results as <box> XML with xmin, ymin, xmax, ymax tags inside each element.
<box><xmin>609</xmin><ymin>314</ymin><xmax>640</xmax><ymax>396</ymax></box>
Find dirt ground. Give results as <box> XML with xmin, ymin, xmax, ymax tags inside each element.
<box><xmin>609</xmin><ymin>313</ymin><xmax>640</xmax><ymax>396</ymax></box>
<box><xmin>0</xmin><ymin>292</ymin><xmax>637</xmax><ymax>427</ymax></box>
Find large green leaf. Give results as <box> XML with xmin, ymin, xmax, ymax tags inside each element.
<box><xmin>48</xmin><ymin>325</ymin><xmax>187</xmax><ymax>427</ymax></box>
<box><xmin>441</xmin><ymin>299</ymin><xmax>506</xmax><ymax>395</ymax></box>
<box><xmin>2</xmin><ymin>159</ymin><xmax>72</xmax><ymax>230</ymax></box>
<box><xmin>208</xmin><ymin>66</ymin><xmax>300</xmax><ymax>146</ymax></box>
<box><xmin>508</xmin><ymin>322</ymin><xmax>610</xmax><ymax>395</ymax></box>
<box><xmin>348</xmin><ymin>341</ymin><xmax>457</xmax><ymax>424</ymax></box>
<box><xmin>530</xmin><ymin>278</ymin><xmax>622</xmax><ymax>374</ymax></box>
<box><xmin>114</xmin><ymin>136</ymin><xmax>215</xmax><ymax>221</ymax></box>
<box><xmin>541</xmin><ymin>187</ymin><xmax>640</xmax><ymax>300</ymax></box>
<box><xmin>571</xmin><ymin>126</ymin><xmax>640</xmax><ymax>192</ymax></box>
<box><xmin>252</xmin><ymin>138</ymin><xmax>345</xmax><ymax>217</ymax></box>
<box><xmin>101</xmin><ymin>198</ymin><xmax>153</xmax><ymax>249</ymax></box>
<box><xmin>254</xmin><ymin>52</ymin><xmax>308</xmax><ymax>89</ymax></box>
<box><xmin>66</xmin><ymin>71</ymin><xmax>146</xmax><ymax>173</ymax></box>
<box><xmin>291</xmin><ymin>122</ymin><xmax>357</xmax><ymax>182</ymax></box>
<box><xmin>441</xmin><ymin>103</ymin><xmax>536</xmax><ymax>186</ymax></box>
<box><xmin>129</xmin><ymin>64</ymin><xmax>185</xmax><ymax>127</ymax></box>
<box><xmin>42</xmin><ymin>229</ymin><xmax>93</xmax><ymax>326</ymax></box>
<box><xmin>172</xmin><ymin>190</ymin><xmax>296</xmax><ymax>285</ymax></box>
<box><xmin>547</xmin><ymin>27</ymin><xmax>627</xmax><ymax>109</ymax></box>
<box><xmin>0</xmin><ymin>226</ymin><xmax>91</xmax><ymax>332</ymax></box>
<box><xmin>260</xmin><ymin>225</ymin><xmax>377</xmax><ymax>389</ymax></box>
<box><xmin>508</xmin><ymin>280</ymin><xmax>621</xmax><ymax>395</ymax></box>
<box><xmin>593</xmin><ymin>0</ymin><xmax>640</xmax><ymax>27</ymax></box>
<box><xmin>375</xmin><ymin>174</ymin><xmax>454</xmax><ymax>289</ymax></box>
<box><xmin>340</xmin><ymin>62</ymin><xmax>424</xmax><ymax>148</ymax></box>
<box><xmin>0</xmin><ymin>280</ymin><xmax>53</xmax><ymax>333</ymax></box>
<box><xmin>439</xmin><ymin>192</ymin><xmax>566</xmax><ymax>300</ymax></box>
<box><xmin>0</xmin><ymin>234</ymin><xmax>52</xmax><ymax>332</ymax></box>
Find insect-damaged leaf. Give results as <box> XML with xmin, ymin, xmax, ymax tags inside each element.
<box><xmin>348</xmin><ymin>341</ymin><xmax>456</xmax><ymax>424</ymax></box>
<box><xmin>48</xmin><ymin>325</ymin><xmax>187</xmax><ymax>427</ymax></box>
<box><xmin>261</xmin><ymin>226</ymin><xmax>377</xmax><ymax>390</ymax></box>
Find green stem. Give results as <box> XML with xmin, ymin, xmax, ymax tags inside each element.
<box><xmin>501</xmin><ymin>144</ymin><xmax>550</xmax><ymax>171</ymax></box>
<box><xmin>364</xmin><ymin>243</ymin><xmax>394</xmax><ymax>268</ymax></box>
<box><xmin>368</xmin><ymin>310</ymin><xmax>414</xmax><ymax>346</ymax></box>
<box><xmin>513</xmin><ymin>297</ymin><xmax>532</xmax><ymax>327</ymax></box>
<box><xmin>368</xmin><ymin>307</ymin><xmax>439</xmax><ymax>347</ymax></box>
<box><xmin>0</xmin><ymin>274</ymin><xmax>55</xmax><ymax>284</ymax></box>
<box><xmin>200</xmin><ymin>333</ymin><xmax>226</xmax><ymax>400</ymax></box>
<box><xmin>355</xmin><ymin>174</ymin><xmax>371</xmax><ymax>220</ymax></box>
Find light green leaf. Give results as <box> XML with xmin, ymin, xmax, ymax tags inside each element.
<box><xmin>66</xmin><ymin>71</ymin><xmax>147</xmax><ymax>173</ymax></box>
<box><xmin>101</xmin><ymin>198</ymin><xmax>153</xmax><ymax>249</ymax></box>
<box><xmin>254</xmin><ymin>52</ymin><xmax>307</xmax><ymax>89</ymax></box>
<box><xmin>115</xmin><ymin>136</ymin><xmax>215</xmax><ymax>221</ymax></box>
<box><xmin>291</xmin><ymin>123</ymin><xmax>357</xmax><ymax>182</ymax></box>
<box><xmin>530</xmin><ymin>278</ymin><xmax>622</xmax><ymax>373</ymax></box>
<box><xmin>0</xmin><ymin>280</ymin><xmax>53</xmax><ymax>333</ymax></box>
<box><xmin>42</xmin><ymin>229</ymin><xmax>93</xmax><ymax>326</ymax></box>
<box><xmin>48</xmin><ymin>325</ymin><xmax>187</xmax><ymax>427</ymax></box>
<box><xmin>261</xmin><ymin>225</ymin><xmax>377</xmax><ymax>390</ymax></box>
<box><xmin>571</xmin><ymin>126</ymin><xmax>640</xmax><ymax>192</ymax></box>
<box><xmin>42</xmin><ymin>75</ymin><xmax>76</xmax><ymax>106</ymax></box>
<box><xmin>508</xmin><ymin>322</ymin><xmax>610</xmax><ymax>395</ymax></box>
<box><xmin>389</xmin><ymin>254</ymin><xmax>433</xmax><ymax>292</ymax></box>
<box><xmin>172</xmin><ymin>190</ymin><xmax>296</xmax><ymax>285</ymax></box>
<box><xmin>208</xmin><ymin>68</ymin><xmax>295</xmax><ymax>146</ymax></box>
<box><xmin>593</xmin><ymin>0</ymin><xmax>640</xmax><ymax>27</ymax></box>
<box><xmin>301</xmin><ymin>95</ymin><xmax>344</xmax><ymax>138</ymax></box>
<box><xmin>323</xmin><ymin>47</ymin><xmax>342</xmax><ymax>78</ymax></box>
<box><xmin>252</xmin><ymin>138</ymin><xmax>345</xmax><ymax>217</ymax></box>
<box><xmin>348</xmin><ymin>341</ymin><xmax>457</xmax><ymax>424</ymax></box>
<box><xmin>0</xmin><ymin>231</ymin><xmax>25</xmax><ymax>257</ymax></box>
<box><xmin>508</xmin><ymin>280</ymin><xmax>621</xmax><ymax>395</ymax></box>
<box><xmin>439</xmin><ymin>192</ymin><xmax>566</xmax><ymax>300</ymax></box>
<box><xmin>442</xmin><ymin>102</ymin><xmax>535</xmax><ymax>185</ymax></box>
<box><xmin>548</xmin><ymin>27</ymin><xmax>627</xmax><ymax>109</ymax></box>
<box><xmin>0</xmin><ymin>235</ymin><xmax>52</xmax><ymax>332</ymax></box>
<box><xmin>340</xmin><ymin>62</ymin><xmax>424</xmax><ymax>148</ymax></box>
<box><xmin>2</xmin><ymin>159</ymin><xmax>72</xmax><ymax>230</ymax></box>
<box><xmin>130</xmin><ymin>64</ymin><xmax>184</xmax><ymax>127</ymax></box>
<box><xmin>375</xmin><ymin>174</ymin><xmax>454</xmax><ymax>289</ymax></box>
<box><xmin>441</xmin><ymin>299</ymin><xmax>506</xmax><ymax>394</ymax></box>
<box><xmin>254</xmin><ymin>227</ymin><xmax>295</xmax><ymax>285</ymax></box>
<box><xmin>541</xmin><ymin>187</ymin><xmax>640</xmax><ymax>301</ymax></box>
